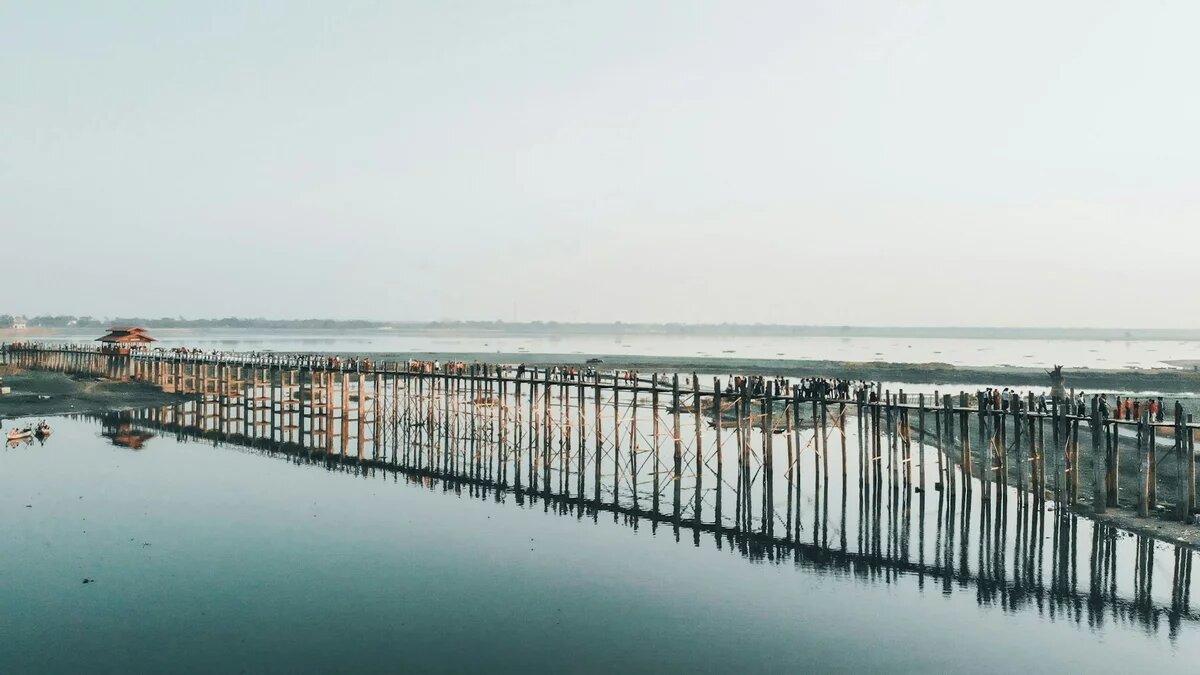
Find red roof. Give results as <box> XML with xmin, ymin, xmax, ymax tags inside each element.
<box><xmin>96</xmin><ymin>328</ymin><xmax>157</xmax><ymax>343</ymax></box>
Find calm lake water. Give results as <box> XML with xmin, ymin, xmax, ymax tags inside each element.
<box><xmin>3</xmin><ymin>410</ymin><xmax>1198</xmax><ymax>674</ymax></box>
<box><xmin>24</xmin><ymin>328</ymin><xmax>1200</xmax><ymax>369</ymax></box>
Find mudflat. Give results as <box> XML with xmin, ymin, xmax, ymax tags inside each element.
<box><xmin>0</xmin><ymin>369</ymin><xmax>177</xmax><ymax>420</ymax></box>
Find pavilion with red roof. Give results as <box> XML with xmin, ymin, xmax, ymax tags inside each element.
<box><xmin>96</xmin><ymin>326</ymin><xmax>157</xmax><ymax>351</ymax></box>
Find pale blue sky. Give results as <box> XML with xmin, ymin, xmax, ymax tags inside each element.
<box><xmin>3</xmin><ymin>1</ymin><xmax>1197</xmax><ymax>326</ymax></box>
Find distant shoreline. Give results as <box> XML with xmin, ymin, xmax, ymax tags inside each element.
<box><xmin>12</xmin><ymin>321</ymin><xmax>1200</xmax><ymax>341</ymax></box>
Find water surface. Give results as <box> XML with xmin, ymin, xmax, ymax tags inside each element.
<box><xmin>2</xmin><ymin>414</ymin><xmax>1197</xmax><ymax>673</ymax></box>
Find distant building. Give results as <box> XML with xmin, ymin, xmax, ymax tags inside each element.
<box><xmin>96</xmin><ymin>326</ymin><xmax>157</xmax><ymax>350</ymax></box>
<box><xmin>10</xmin><ymin>317</ymin><xmax>27</xmax><ymax>330</ymax></box>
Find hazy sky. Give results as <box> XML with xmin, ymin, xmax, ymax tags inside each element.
<box><xmin>3</xmin><ymin>1</ymin><xmax>1197</xmax><ymax>326</ymax></box>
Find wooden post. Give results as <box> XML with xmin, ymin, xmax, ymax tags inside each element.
<box><xmin>1188</xmin><ymin>414</ymin><xmax>1196</xmax><ymax>524</ymax></box>
<box><xmin>959</xmin><ymin>392</ymin><xmax>971</xmax><ymax>485</ymax></box>
<box><xmin>1148</xmin><ymin>415</ymin><xmax>1157</xmax><ymax>509</ymax></box>
<box><xmin>513</xmin><ymin>375</ymin><xmax>523</xmax><ymax>488</ymax></box>
<box><xmin>1051</xmin><ymin>396</ymin><xmax>1061</xmax><ymax>503</ymax></box>
<box><xmin>935</xmin><ymin>393</ymin><xmax>944</xmax><ymax>486</ymax></box>
<box><xmin>629</xmin><ymin>378</ymin><xmax>639</xmax><ymax>507</ymax></box>
<box><xmin>528</xmin><ymin>371</ymin><xmax>537</xmax><ymax>489</ymax></box>
<box><xmin>1012</xmin><ymin>393</ymin><xmax>1022</xmax><ymax>493</ymax></box>
<box><xmin>821</xmin><ymin>397</ymin><xmax>830</xmax><ymax>486</ymax></box>
<box><xmin>734</xmin><ymin>384</ymin><xmax>745</xmax><ymax>531</ymax></box>
<box><xmin>593</xmin><ymin>376</ymin><xmax>602</xmax><ymax>504</ymax></box>
<box><xmin>763</xmin><ymin>383</ymin><xmax>774</xmax><ymax>536</ymax></box>
<box><xmin>672</xmin><ymin>375</ymin><xmax>683</xmax><ymax>520</ymax></box>
<box><xmin>918</xmin><ymin>393</ymin><xmax>926</xmax><ymax>491</ymax></box>
<box><xmin>1036</xmin><ymin>400</ymin><xmax>1045</xmax><ymax>500</ymax></box>
<box><xmin>652</xmin><ymin>382</ymin><xmax>661</xmax><ymax>514</ymax></box>
<box><xmin>1138</xmin><ymin>411</ymin><xmax>1150</xmax><ymax>517</ymax></box>
<box><xmin>576</xmin><ymin>377</ymin><xmax>585</xmax><ymax>499</ymax></box>
<box><xmin>793</xmin><ymin>387</ymin><xmax>804</xmax><ymax>529</ymax></box>
<box><xmin>1071</xmin><ymin>413</ymin><xmax>1081</xmax><ymax>507</ymax></box>
<box><xmin>611</xmin><ymin>375</ymin><xmax>620</xmax><ymax>505</ymax></box>
<box><xmin>785</xmin><ymin>390</ymin><xmax>795</xmax><ymax>539</ymax></box>
<box><xmin>693</xmin><ymin>374</ymin><xmax>704</xmax><ymax>525</ymax></box>
<box><xmin>1091</xmin><ymin>397</ymin><xmax>1105</xmax><ymax>514</ymax></box>
<box><xmin>714</xmin><ymin>378</ymin><xmax>723</xmax><ymax>527</ymax></box>
<box><xmin>545</xmin><ymin>372</ymin><xmax>554</xmax><ymax>498</ymax></box>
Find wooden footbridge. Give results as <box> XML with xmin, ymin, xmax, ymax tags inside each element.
<box><xmin>4</xmin><ymin>344</ymin><xmax>1198</xmax><ymax>529</ymax></box>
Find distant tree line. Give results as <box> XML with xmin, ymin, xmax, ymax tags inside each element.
<box><xmin>2</xmin><ymin>315</ymin><xmax>389</xmax><ymax>329</ymax></box>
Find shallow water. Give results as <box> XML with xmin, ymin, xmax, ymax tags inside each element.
<box><xmin>25</xmin><ymin>328</ymin><xmax>1200</xmax><ymax>369</ymax></box>
<box><xmin>3</xmin><ymin>409</ymin><xmax>1198</xmax><ymax>674</ymax></box>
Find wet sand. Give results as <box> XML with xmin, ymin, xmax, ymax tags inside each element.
<box><xmin>1085</xmin><ymin>506</ymin><xmax>1200</xmax><ymax>549</ymax></box>
<box><xmin>0</xmin><ymin>369</ymin><xmax>178</xmax><ymax>420</ymax></box>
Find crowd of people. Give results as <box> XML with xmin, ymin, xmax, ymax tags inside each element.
<box><xmin>720</xmin><ymin>375</ymin><xmax>870</xmax><ymax>401</ymax></box>
<box><xmin>975</xmin><ymin>386</ymin><xmax>1170</xmax><ymax>422</ymax></box>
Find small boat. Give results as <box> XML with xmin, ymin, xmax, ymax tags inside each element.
<box><xmin>34</xmin><ymin>422</ymin><xmax>52</xmax><ymax>438</ymax></box>
<box><xmin>7</xmin><ymin>427</ymin><xmax>33</xmax><ymax>441</ymax></box>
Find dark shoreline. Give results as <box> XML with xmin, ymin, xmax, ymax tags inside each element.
<box><xmin>0</xmin><ymin>370</ymin><xmax>180</xmax><ymax>420</ymax></box>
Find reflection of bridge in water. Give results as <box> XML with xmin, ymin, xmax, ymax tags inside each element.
<box><xmin>93</xmin><ymin>400</ymin><xmax>1198</xmax><ymax>640</ymax></box>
